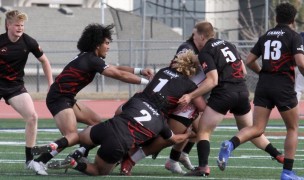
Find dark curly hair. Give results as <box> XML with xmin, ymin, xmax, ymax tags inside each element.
<box><xmin>77</xmin><ymin>23</ymin><xmax>114</xmax><ymax>52</ymax></box>
<box><xmin>275</xmin><ymin>2</ymin><xmax>297</xmax><ymax>24</ymax></box>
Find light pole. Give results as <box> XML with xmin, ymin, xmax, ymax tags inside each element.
<box><xmin>265</xmin><ymin>0</ymin><xmax>269</xmax><ymax>32</ymax></box>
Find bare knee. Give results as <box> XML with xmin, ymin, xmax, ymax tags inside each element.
<box><xmin>251</xmin><ymin>126</ymin><xmax>265</xmax><ymax>138</ymax></box>
<box><xmin>25</xmin><ymin>112</ymin><xmax>38</xmax><ymax>125</ymax></box>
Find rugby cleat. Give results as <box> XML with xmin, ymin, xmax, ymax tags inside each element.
<box><xmin>31</xmin><ymin>143</ymin><xmax>57</xmax><ymax>156</ymax></box>
<box><xmin>47</xmin><ymin>156</ymin><xmax>77</xmax><ymax>170</ymax></box>
<box><xmin>272</xmin><ymin>154</ymin><xmax>284</xmax><ymax>164</ymax></box>
<box><xmin>26</xmin><ymin>160</ymin><xmax>48</xmax><ymax>175</ymax></box>
<box><xmin>165</xmin><ymin>159</ymin><xmax>186</xmax><ymax>174</ymax></box>
<box><xmin>217</xmin><ymin>140</ymin><xmax>233</xmax><ymax>171</ymax></box>
<box><xmin>179</xmin><ymin>152</ymin><xmax>195</xmax><ymax>170</ymax></box>
<box><xmin>281</xmin><ymin>169</ymin><xmax>304</xmax><ymax>180</ymax></box>
<box><xmin>184</xmin><ymin>166</ymin><xmax>210</xmax><ymax>176</ymax></box>
<box><xmin>120</xmin><ymin>154</ymin><xmax>135</xmax><ymax>176</ymax></box>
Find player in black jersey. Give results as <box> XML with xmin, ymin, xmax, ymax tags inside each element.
<box><xmin>163</xmin><ymin>22</ymin><xmax>207</xmax><ymax>174</ymax></box>
<box><xmin>218</xmin><ymin>3</ymin><xmax>304</xmax><ymax>180</ymax></box>
<box><xmin>46</xmin><ymin>49</ymin><xmax>205</xmax><ymax>176</ymax></box>
<box><xmin>119</xmin><ymin>22</ymin><xmax>208</xmax><ymax>175</ymax></box>
<box><xmin>29</xmin><ymin>23</ymin><xmax>153</xmax><ymax>173</ymax></box>
<box><xmin>178</xmin><ymin>21</ymin><xmax>283</xmax><ymax>177</ymax></box>
<box><xmin>0</xmin><ymin>10</ymin><xmax>53</xmax><ymax>175</ymax></box>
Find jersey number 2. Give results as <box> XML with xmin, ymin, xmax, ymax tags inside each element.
<box><xmin>134</xmin><ymin>110</ymin><xmax>152</xmax><ymax>125</ymax></box>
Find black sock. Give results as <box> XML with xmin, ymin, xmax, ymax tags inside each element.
<box><xmin>197</xmin><ymin>140</ymin><xmax>210</xmax><ymax>167</ymax></box>
<box><xmin>169</xmin><ymin>148</ymin><xmax>181</xmax><ymax>161</ymax></box>
<box><xmin>230</xmin><ymin>136</ymin><xmax>240</xmax><ymax>149</ymax></box>
<box><xmin>35</xmin><ymin>148</ymin><xmax>65</xmax><ymax>164</ymax></box>
<box><xmin>54</xmin><ymin>137</ymin><xmax>69</xmax><ymax>149</ymax></box>
<box><xmin>264</xmin><ymin>143</ymin><xmax>281</xmax><ymax>158</ymax></box>
<box><xmin>25</xmin><ymin>147</ymin><xmax>33</xmax><ymax>163</ymax></box>
<box><xmin>182</xmin><ymin>142</ymin><xmax>195</xmax><ymax>154</ymax></box>
<box><xmin>34</xmin><ymin>153</ymin><xmax>54</xmax><ymax>164</ymax></box>
<box><xmin>80</xmin><ymin>144</ymin><xmax>96</xmax><ymax>157</ymax></box>
<box><xmin>283</xmin><ymin>158</ymin><xmax>294</xmax><ymax>171</ymax></box>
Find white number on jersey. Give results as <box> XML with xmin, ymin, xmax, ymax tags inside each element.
<box><xmin>263</xmin><ymin>40</ymin><xmax>282</xmax><ymax>60</ymax></box>
<box><xmin>221</xmin><ymin>47</ymin><xmax>237</xmax><ymax>63</ymax></box>
<box><xmin>134</xmin><ymin>109</ymin><xmax>152</xmax><ymax>125</ymax></box>
<box><xmin>153</xmin><ymin>78</ymin><xmax>169</xmax><ymax>92</ymax></box>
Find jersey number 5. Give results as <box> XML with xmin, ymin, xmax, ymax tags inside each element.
<box><xmin>221</xmin><ymin>47</ymin><xmax>237</xmax><ymax>63</ymax></box>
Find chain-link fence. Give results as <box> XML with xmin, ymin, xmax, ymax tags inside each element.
<box><xmin>24</xmin><ymin>39</ymin><xmax>258</xmax><ymax>99</ymax></box>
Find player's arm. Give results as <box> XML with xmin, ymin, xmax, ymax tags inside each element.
<box><xmin>178</xmin><ymin>69</ymin><xmax>218</xmax><ymax>106</ymax></box>
<box><xmin>37</xmin><ymin>54</ymin><xmax>54</xmax><ymax>87</ymax></box>
<box><xmin>241</xmin><ymin>60</ymin><xmax>247</xmax><ymax>76</ymax></box>
<box><xmin>102</xmin><ymin>65</ymin><xmax>149</xmax><ymax>85</ymax></box>
<box><xmin>168</xmin><ymin>127</ymin><xmax>195</xmax><ymax>144</ymax></box>
<box><xmin>246</xmin><ymin>52</ymin><xmax>261</xmax><ymax>74</ymax></box>
<box><xmin>295</xmin><ymin>53</ymin><xmax>304</xmax><ymax>76</ymax></box>
<box><xmin>116</xmin><ymin>66</ymin><xmax>154</xmax><ymax>80</ymax></box>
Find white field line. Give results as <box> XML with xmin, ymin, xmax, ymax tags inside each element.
<box><xmin>0</xmin><ymin>173</ymin><xmax>279</xmax><ymax>180</ymax></box>
<box><xmin>0</xmin><ymin>125</ymin><xmax>303</xmax><ymax>133</ymax></box>
<box><xmin>0</xmin><ymin>158</ymin><xmax>303</xmax><ymax>171</ymax></box>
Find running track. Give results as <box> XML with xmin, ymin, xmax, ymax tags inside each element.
<box><xmin>0</xmin><ymin>99</ymin><xmax>303</xmax><ymax>119</ymax></box>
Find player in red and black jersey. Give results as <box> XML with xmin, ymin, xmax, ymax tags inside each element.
<box><xmin>218</xmin><ymin>3</ymin><xmax>304</xmax><ymax>179</ymax></box>
<box><xmin>178</xmin><ymin>21</ymin><xmax>283</xmax><ymax>177</ymax></box>
<box><xmin>163</xmin><ymin>23</ymin><xmax>208</xmax><ymax>174</ymax></box>
<box><xmin>0</xmin><ymin>10</ymin><xmax>53</xmax><ymax>175</ymax></box>
<box><xmin>46</xmin><ymin>49</ymin><xmax>205</xmax><ymax>176</ymax></box>
<box><xmin>30</xmin><ymin>23</ymin><xmax>154</xmax><ymax>172</ymax></box>
<box><xmin>125</xmin><ymin>24</ymin><xmax>209</xmax><ymax>175</ymax></box>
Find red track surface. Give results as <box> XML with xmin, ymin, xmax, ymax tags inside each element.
<box><xmin>0</xmin><ymin>99</ymin><xmax>303</xmax><ymax>120</ymax></box>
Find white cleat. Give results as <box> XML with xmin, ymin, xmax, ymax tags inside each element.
<box><xmin>26</xmin><ymin>160</ymin><xmax>48</xmax><ymax>175</ymax></box>
<box><xmin>165</xmin><ymin>159</ymin><xmax>186</xmax><ymax>174</ymax></box>
<box><xmin>179</xmin><ymin>152</ymin><xmax>195</xmax><ymax>170</ymax></box>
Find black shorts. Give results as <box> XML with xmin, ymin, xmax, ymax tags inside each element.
<box><xmin>167</xmin><ymin>114</ymin><xmax>193</xmax><ymax>127</ymax></box>
<box><xmin>208</xmin><ymin>90</ymin><xmax>251</xmax><ymax>115</ymax></box>
<box><xmin>0</xmin><ymin>84</ymin><xmax>27</xmax><ymax>105</ymax></box>
<box><xmin>46</xmin><ymin>94</ymin><xmax>77</xmax><ymax>116</ymax></box>
<box><xmin>254</xmin><ymin>86</ymin><xmax>297</xmax><ymax>112</ymax></box>
<box><xmin>90</xmin><ymin>120</ymin><xmax>127</xmax><ymax>164</ymax></box>
<box><xmin>168</xmin><ymin>103</ymin><xmax>198</xmax><ymax>127</ymax></box>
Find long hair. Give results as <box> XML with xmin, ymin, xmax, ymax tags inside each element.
<box><xmin>171</xmin><ymin>49</ymin><xmax>198</xmax><ymax>77</ymax></box>
<box><xmin>77</xmin><ymin>23</ymin><xmax>114</xmax><ymax>52</ymax></box>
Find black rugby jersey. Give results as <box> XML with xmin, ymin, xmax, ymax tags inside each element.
<box><xmin>0</xmin><ymin>33</ymin><xmax>43</xmax><ymax>86</ymax></box>
<box><xmin>50</xmin><ymin>52</ymin><xmax>108</xmax><ymax>98</ymax></box>
<box><xmin>199</xmin><ymin>38</ymin><xmax>246</xmax><ymax>91</ymax></box>
<box><xmin>117</xmin><ymin>67</ymin><xmax>197</xmax><ymax>146</ymax></box>
<box><xmin>134</xmin><ymin>67</ymin><xmax>197</xmax><ymax>116</ymax></box>
<box><xmin>251</xmin><ymin>24</ymin><xmax>304</xmax><ymax>89</ymax></box>
<box><xmin>113</xmin><ymin>97</ymin><xmax>172</xmax><ymax>146</ymax></box>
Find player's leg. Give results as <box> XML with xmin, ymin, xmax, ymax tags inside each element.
<box><xmin>73</xmin><ymin>101</ymin><xmax>102</xmax><ymax>125</ymax></box>
<box><xmin>8</xmin><ymin>93</ymin><xmax>48</xmax><ymax>175</ymax></box>
<box><xmin>279</xmin><ymin>107</ymin><xmax>303</xmax><ymax>179</ymax></box>
<box><xmin>234</xmin><ymin>110</ymin><xmax>283</xmax><ymax>163</ymax></box>
<box><xmin>185</xmin><ymin>106</ymin><xmax>224</xmax><ymax>176</ymax></box>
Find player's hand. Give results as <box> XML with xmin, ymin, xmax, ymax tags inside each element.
<box><xmin>141</xmin><ymin>68</ymin><xmax>154</xmax><ymax>80</ymax></box>
<box><xmin>178</xmin><ymin>94</ymin><xmax>191</xmax><ymax>107</ymax></box>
